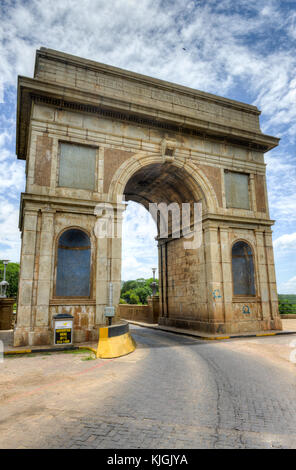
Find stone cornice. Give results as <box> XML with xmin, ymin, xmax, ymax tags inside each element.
<box><xmin>16</xmin><ymin>75</ymin><xmax>279</xmax><ymax>160</ymax></box>
<box><xmin>36</xmin><ymin>48</ymin><xmax>261</xmax><ymax>115</ymax></box>
<box><xmin>20</xmin><ymin>193</ymin><xmax>275</xmax><ymax>226</ymax></box>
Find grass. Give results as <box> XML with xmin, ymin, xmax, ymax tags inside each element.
<box><xmin>5</xmin><ymin>348</ymin><xmax>96</xmax><ymax>361</ymax></box>
<box><xmin>6</xmin><ymin>352</ymin><xmax>52</xmax><ymax>359</ymax></box>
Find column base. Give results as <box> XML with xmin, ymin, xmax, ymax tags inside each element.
<box><xmin>159</xmin><ymin>316</ymin><xmax>283</xmax><ymax>334</ymax></box>
<box><xmin>14</xmin><ymin>327</ymin><xmax>52</xmax><ymax>347</ymax></box>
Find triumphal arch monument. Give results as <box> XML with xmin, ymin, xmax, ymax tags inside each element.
<box><xmin>14</xmin><ymin>48</ymin><xmax>282</xmax><ymax>346</ymax></box>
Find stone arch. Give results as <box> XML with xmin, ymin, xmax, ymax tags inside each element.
<box><xmin>107</xmin><ymin>152</ymin><xmax>218</xmax><ymax>212</ymax></box>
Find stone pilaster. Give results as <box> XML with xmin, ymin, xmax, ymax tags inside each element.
<box><xmin>14</xmin><ymin>209</ymin><xmax>38</xmax><ymax>346</ymax></box>
<box><xmin>95</xmin><ymin>235</ymin><xmax>108</xmax><ymax>325</ymax></box>
<box><xmin>219</xmin><ymin>227</ymin><xmax>232</xmax><ymax>324</ymax></box>
<box><xmin>204</xmin><ymin>224</ymin><xmax>224</xmax><ymax>331</ymax></box>
<box><xmin>264</xmin><ymin>230</ymin><xmax>282</xmax><ymax>329</ymax></box>
<box><xmin>255</xmin><ymin>228</ymin><xmax>271</xmax><ymax>321</ymax></box>
<box><xmin>33</xmin><ymin>207</ymin><xmax>55</xmax><ymax>345</ymax></box>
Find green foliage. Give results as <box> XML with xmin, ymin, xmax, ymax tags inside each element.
<box><xmin>129</xmin><ymin>292</ymin><xmax>140</xmax><ymax>304</ymax></box>
<box><xmin>0</xmin><ymin>261</ymin><xmax>20</xmax><ymax>298</ymax></box>
<box><xmin>120</xmin><ymin>278</ymin><xmax>159</xmax><ymax>305</ymax></box>
<box><xmin>278</xmin><ymin>294</ymin><xmax>296</xmax><ymax>304</ymax></box>
<box><xmin>278</xmin><ymin>294</ymin><xmax>296</xmax><ymax>315</ymax></box>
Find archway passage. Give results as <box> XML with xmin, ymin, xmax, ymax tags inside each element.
<box><xmin>122</xmin><ymin>162</ymin><xmax>205</xmax><ymax>325</ymax></box>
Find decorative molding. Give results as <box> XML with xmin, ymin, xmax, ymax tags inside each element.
<box><xmin>31</xmin><ymin>94</ymin><xmax>270</xmax><ymax>153</ymax></box>
<box><xmin>160</xmin><ymin>137</ymin><xmax>177</xmax><ymax>163</ymax></box>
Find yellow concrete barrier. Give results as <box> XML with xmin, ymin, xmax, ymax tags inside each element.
<box><xmin>4</xmin><ymin>349</ymin><xmax>32</xmax><ymax>355</ymax></box>
<box><xmin>96</xmin><ymin>323</ymin><xmax>136</xmax><ymax>359</ymax></box>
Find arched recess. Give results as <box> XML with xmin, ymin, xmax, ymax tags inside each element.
<box><xmin>55</xmin><ymin>228</ymin><xmax>91</xmax><ymax>297</ymax></box>
<box><xmin>107</xmin><ymin>153</ymin><xmax>218</xmax><ymax>213</ymax></box>
<box><xmin>232</xmin><ymin>240</ymin><xmax>256</xmax><ymax>296</ymax></box>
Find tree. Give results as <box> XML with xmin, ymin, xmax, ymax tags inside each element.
<box><xmin>134</xmin><ymin>286</ymin><xmax>151</xmax><ymax>304</ymax></box>
<box><xmin>279</xmin><ymin>299</ymin><xmax>294</xmax><ymax>315</ymax></box>
<box><xmin>0</xmin><ymin>261</ymin><xmax>20</xmax><ymax>298</ymax></box>
<box><xmin>120</xmin><ymin>278</ymin><xmax>159</xmax><ymax>304</ymax></box>
<box><xmin>129</xmin><ymin>292</ymin><xmax>140</xmax><ymax>304</ymax></box>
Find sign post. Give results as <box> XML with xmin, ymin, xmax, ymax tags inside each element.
<box><xmin>104</xmin><ymin>282</ymin><xmax>115</xmax><ymax>326</ymax></box>
<box><xmin>53</xmin><ymin>313</ymin><xmax>74</xmax><ymax>345</ymax></box>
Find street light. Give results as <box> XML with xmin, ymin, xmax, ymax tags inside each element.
<box><xmin>0</xmin><ymin>260</ymin><xmax>10</xmax><ymax>298</ymax></box>
<box><xmin>150</xmin><ymin>267</ymin><xmax>157</xmax><ymax>296</ymax></box>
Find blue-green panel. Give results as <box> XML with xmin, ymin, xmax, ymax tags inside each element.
<box><xmin>59</xmin><ymin>143</ymin><xmax>96</xmax><ymax>190</ymax></box>
<box><xmin>56</xmin><ymin>229</ymin><xmax>91</xmax><ymax>297</ymax></box>
<box><xmin>225</xmin><ymin>171</ymin><xmax>250</xmax><ymax>209</ymax></box>
<box><xmin>232</xmin><ymin>241</ymin><xmax>255</xmax><ymax>296</ymax></box>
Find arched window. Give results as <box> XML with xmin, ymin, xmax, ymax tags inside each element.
<box><xmin>232</xmin><ymin>241</ymin><xmax>255</xmax><ymax>296</ymax></box>
<box><xmin>56</xmin><ymin>229</ymin><xmax>91</xmax><ymax>297</ymax></box>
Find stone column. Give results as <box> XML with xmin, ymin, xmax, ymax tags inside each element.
<box><xmin>149</xmin><ymin>295</ymin><xmax>160</xmax><ymax>323</ymax></box>
<box><xmin>204</xmin><ymin>224</ymin><xmax>224</xmax><ymax>333</ymax></box>
<box><xmin>33</xmin><ymin>207</ymin><xmax>55</xmax><ymax>345</ymax></box>
<box><xmin>219</xmin><ymin>227</ymin><xmax>232</xmax><ymax>326</ymax></box>
<box><xmin>255</xmin><ymin>228</ymin><xmax>271</xmax><ymax>323</ymax></box>
<box><xmin>111</xmin><ymin>214</ymin><xmax>123</xmax><ymax>311</ymax></box>
<box><xmin>95</xmin><ymin>235</ymin><xmax>108</xmax><ymax>326</ymax></box>
<box><xmin>14</xmin><ymin>209</ymin><xmax>38</xmax><ymax>346</ymax></box>
<box><xmin>94</xmin><ymin>203</ymin><xmax>125</xmax><ymax>326</ymax></box>
<box><xmin>264</xmin><ymin>230</ymin><xmax>282</xmax><ymax>330</ymax></box>
<box><xmin>157</xmin><ymin>242</ymin><xmax>164</xmax><ymax>317</ymax></box>
<box><xmin>161</xmin><ymin>241</ymin><xmax>169</xmax><ymax>317</ymax></box>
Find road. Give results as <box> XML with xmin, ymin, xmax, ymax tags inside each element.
<box><xmin>0</xmin><ymin>325</ymin><xmax>296</xmax><ymax>449</ymax></box>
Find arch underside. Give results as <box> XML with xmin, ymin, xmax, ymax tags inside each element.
<box><xmin>124</xmin><ymin>162</ymin><xmax>200</xmax><ymax>208</ymax></box>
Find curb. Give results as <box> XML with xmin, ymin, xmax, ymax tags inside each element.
<box><xmin>97</xmin><ymin>322</ymin><xmax>136</xmax><ymax>359</ymax></box>
<box><xmin>4</xmin><ymin>345</ymin><xmax>95</xmax><ymax>356</ymax></box>
<box><xmin>126</xmin><ymin>320</ymin><xmax>296</xmax><ymax>341</ymax></box>
<box><xmin>4</xmin><ymin>323</ymin><xmax>137</xmax><ymax>359</ymax></box>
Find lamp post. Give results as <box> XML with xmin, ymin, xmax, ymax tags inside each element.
<box><xmin>150</xmin><ymin>267</ymin><xmax>157</xmax><ymax>296</ymax></box>
<box><xmin>0</xmin><ymin>260</ymin><xmax>10</xmax><ymax>298</ymax></box>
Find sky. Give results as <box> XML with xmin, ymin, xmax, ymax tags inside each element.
<box><xmin>0</xmin><ymin>0</ymin><xmax>295</xmax><ymax>291</ymax></box>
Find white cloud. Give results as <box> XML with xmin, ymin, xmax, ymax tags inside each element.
<box><xmin>122</xmin><ymin>201</ymin><xmax>158</xmax><ymax>280</ymax></box>
<box><xmin>0</xmin><ymin>196</ymin><xmax>22</xmax><ymax>262</ymax></box>
<box><xmin>278</xmin><ymin>276</ymin><xmax>296</xmax><ymax>295</ymax></box>
<box><xmin>0</xmin><ymin>158</ymin><xmax>25</xmax><ymax>190</ymax></box>
<box><xmin>0</xmin><ymin>0</ymin><xmax>295</xmax><ymax>283</ymax></box>
<box><xmin>274</xmin><ymin>232</ymin><xmax>296</xmax><ymax>252</ymax></box>
<box><xmin>265</xmin><ymin>152</ymin><xmax>296</xmax><ymax>225</ymax></box>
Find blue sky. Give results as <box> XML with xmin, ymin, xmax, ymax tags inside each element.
<box><xmin>0</xmin><ymin>0</ymin><xmax>295</xmax><ymax>291</ymax></box>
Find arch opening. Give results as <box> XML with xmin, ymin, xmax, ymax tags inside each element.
<box><xmin>123</xmin><ymin>162</ymin><xmax>203</xmax><ymax>239</ymax></box>
<box><xmin>121</xmin><ymin>161</ymin><xmax>205</xmax><ymax>321</ymax></box>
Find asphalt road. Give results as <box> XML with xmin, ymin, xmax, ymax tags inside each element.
<box><xmin>0</xmin><ymin>325</ymin><xmax>296</xmax><ymax>449</ymax></box>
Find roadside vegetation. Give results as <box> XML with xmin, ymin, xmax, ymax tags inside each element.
<box><xmin>278</xmin><ymin>294</ymin><xmax>296</xmax><ymax>315</ymax></box>
<box><xmin>0</xmin><ymin>261</ymin><xmax>20</xmax><ymax>299</ymax></box>
<box><xmin>120</xmin><ymin>278</ymin><xmax>159</xmax><ymax>305</ymax></box>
